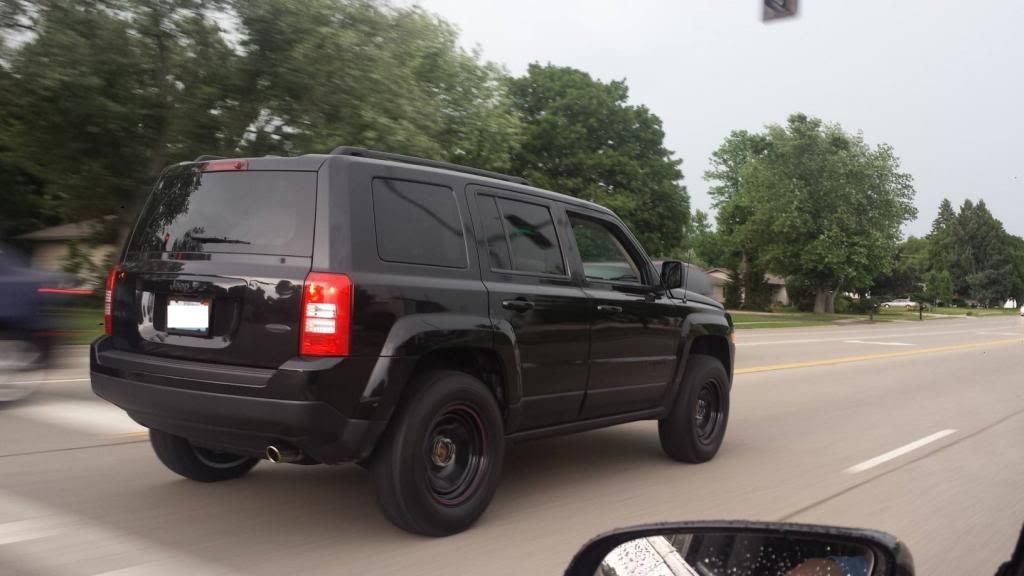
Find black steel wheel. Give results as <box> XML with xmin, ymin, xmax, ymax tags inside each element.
<box><xmin>694</xmin><ymin>379</ymin><xmax>725</xmax><ymax>446</ymax></box>
<box><xmin>659</xmin><ymin>355</ymin><xmax>731</xmax><ymax>463</ymax></box>
<box><xmin>426</xmin><ymin>403</ymin><xmax>489</xmax><ymax>506</ymax></box>
<box><xmin>371</xmin><ymin>370</ymin><xmax>504</xmax><ymax>536</ymax></box>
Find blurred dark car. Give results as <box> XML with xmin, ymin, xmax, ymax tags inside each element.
<box><xmin>0</xmin><ymin>244</ymin><xmax>84</xmax><ymax>401</ymax></box>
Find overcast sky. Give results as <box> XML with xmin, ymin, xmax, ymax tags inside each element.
<box><xmin>412</xmin><ymin>0</ymin><xmax>1023</xmax><ymax>237</ymax></box>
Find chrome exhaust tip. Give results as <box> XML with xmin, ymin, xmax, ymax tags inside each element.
<box><xmin>265</xmin><ymin>445</ymin><xmax>302</xmax><ymax>463</ymax></box>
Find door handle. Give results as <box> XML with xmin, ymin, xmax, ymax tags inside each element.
<box><xmin>502</xmin><ymin>299</ymin><xmax>535</xmax><ymax>313</ymax></box>
<box><xmin>596</xmin><ymin>304</ymin><xmax>623</xmax><ymax>314</ymax></box>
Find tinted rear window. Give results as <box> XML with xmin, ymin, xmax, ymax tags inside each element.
<box><xmin>128</xmin><ymin>171</ymin><xmax>317</xmax><ymax>256</ymax></box>
<box><xmin>372</xmin><ymin>178</ymin><xmax>467</xmax><ymax>269</ymax></box>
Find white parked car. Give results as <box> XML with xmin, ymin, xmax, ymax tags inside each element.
<box><xmin>881</xmin><ymin>297</ymin><xmax>920</xmax><ymax>310</ymax></box>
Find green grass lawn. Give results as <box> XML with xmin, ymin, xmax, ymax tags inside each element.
<box><xmin>928</xmin><ymin>306</ymin><xmax>1020</xmax><ymax>317</ymax></box>
<box><xmin>732</xmin><ymin>305</ymin><xmax>1020</xmax><ymax>329</ymax></box>
<box><xmin>730</xmin><ymin>312</ymin><xmax>874</xmax><ymax>329</ymax></box>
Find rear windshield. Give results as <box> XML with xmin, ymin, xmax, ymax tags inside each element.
<box><xmin>128</xmin><ymin>170</ymin><xmax>317</xmax><ymax>257</ymax></box>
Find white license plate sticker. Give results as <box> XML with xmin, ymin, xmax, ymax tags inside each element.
<box><xmin>167</xmin><ymin>299</ymin><xmax>210</xmax><ymax>333</ymax></box>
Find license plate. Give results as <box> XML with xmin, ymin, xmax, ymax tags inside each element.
<box><xmin>167</xmin><ymin>299</ymin><xmax>210</xmax><ymax>334</ymax></box>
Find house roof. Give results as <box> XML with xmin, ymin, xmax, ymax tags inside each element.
<box><xmin>703</xmin><ymin>267</ymin><xmax>787</xmax><ymax>286</ymax></box>
<box><xmin>15</xmin><ymin>217</ymin><xmax>114</xmax><ymax>241</ymax></box>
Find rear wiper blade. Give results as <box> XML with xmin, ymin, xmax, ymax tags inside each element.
<box><xmin>185</xmin><ymin>235</ymin><xmax>251</xmax><ymax>245</ymax></box>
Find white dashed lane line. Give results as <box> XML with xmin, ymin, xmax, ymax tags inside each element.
<box><xmin>843</xmin><ymin>340</ymin><xmax>915</xmax><ymax>347</ymax></box>
<box><xmin>845</xmin><ymin>429</ymin><xmax>958</xmax><ymax>474</ymax></box>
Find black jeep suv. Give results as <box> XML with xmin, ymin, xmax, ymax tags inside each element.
<box><xmin>91</xmin><ymin>148</ymin><xmax>734</xmax><ymax>536</ymax></box>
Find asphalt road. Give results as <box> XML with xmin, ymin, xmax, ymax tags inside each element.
<box><xmin>1</xmin><ymin>316</ymin><xmax>1022</xmax><ymax>575</ymax></box>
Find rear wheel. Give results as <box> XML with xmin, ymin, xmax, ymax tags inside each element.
<box><xmin>149</xmin><ymin>429</ymin><xmax>258</xmax><ymax>482</ymax></box>
<box><xmin>370</xmin><ymin>370</ymin><xmax>504</xmax><ymax>536</ymax></box>
<box><xmin>659</xmin><ymin>355</ymin><xmax>730</xmax><ymax>463</ymax></box>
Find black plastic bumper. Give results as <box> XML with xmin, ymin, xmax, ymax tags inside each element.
<box><xmin>90</xmin><ymin>342</ymin><xmax>385</xmax><ymax>464</ymax></box>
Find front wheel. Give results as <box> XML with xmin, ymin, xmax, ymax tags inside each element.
<box><xmin>370</xmin><ymin>370</ymin><xmax>504</xmax><ymax>536</ymax></box>
<box><xmin>659</xmin><ymin>355</ymin><xmax>730</xmax><ymax>463</ymax></box>
<box><xmin>149</xmin><ymin>429</ymin><xmax>258</xmax><ymax>482</ymax></box>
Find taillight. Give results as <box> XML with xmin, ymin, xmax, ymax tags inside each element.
<box><xmin>104</xmin><ymin>265</ymin><xmax>121</xmax><ymax>335</ymax></box>
<box><xmin>300</xmin><ymin>272</ymin><xmax>352</xmax><ymax>357</ymax></box>
<box><xmin>202</xmin><ymin>159</ymin><xmax>248</xmax><ymax>172</ymax></box>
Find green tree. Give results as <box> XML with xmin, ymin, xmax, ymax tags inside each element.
<box><xmin>706</xmin><ymin>113</ymin><xmax>917</xmax><ymax>313</ymax></box>
<box><xmin>924</xmin><ymin>269</ymin><xmax>954</xmax><ymax>305</ymax></box>
<box><xmin>1007</xmin><ymin>234</ymin><xmax>1024</xmax><ymax>306</ymax></box>
<box><xmin>231</xmin><ymin>1</ymin><xmax>521</xmax><ymax>170</ymax></box>
<box><xmin>509</xmin><ymin>63</ymin><xmax>689</xmax><ymax>256</ymax></box>
<box><xmin>0</xmin><ymin>0</ymin><xmax>523</xmax><ymax>242</ymax></box>
<box><xmin>872</xmin><ymin>236</ymin><xmax>930</xmax><ymax>300</ymax></box>
<box><xmin>688</xmin><ymin>209</ymin><xmax>730</xmax><ymax>268</ymax></box>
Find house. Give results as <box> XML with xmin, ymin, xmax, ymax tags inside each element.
<box><xmin>706</xmin><ymin>268</ymin><xmax>732</xmax><ymax>304</ymax></box>
<box><xmin>14</xmin><ymin>218</ymin><xmax>118</xmax><ymax>274</ymax></box>
<box><xmin>704</xmin><ymin>267</ymin><xmax>789</xmax><ymax>307</ymax></box>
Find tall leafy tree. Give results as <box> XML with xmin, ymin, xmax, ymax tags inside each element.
<box><xmin>704</xmin><ymin>129</ymin><xmax>771</xmax><ymax>307</ymax></box>
<box><xmin>231</xmin><ymin>1</ymin><xmax>521</xmax><ymax>171</ymax></box>
<box><xmin>927</xmin><ymin>197</ymin><xmax>1022</xmax><ymax>306</ymax></box>
<box><xmin>509</xmin><ymin>64</ymin><xmax>690</xmax><ymax>256</ymax></box>
<box><xmin>0</xmin><ymin>0</ymin><xmax>524</xmax><ymax>244</ymax></box>
<box><xmin>1</xmin><ymin>2</ymin><xmax>152</xmax><ymax>224</ymax></box>
<box><xmin>706</xmin><ymin>114</ymin><xmax>917</xmax><ymax>313</ymax></box>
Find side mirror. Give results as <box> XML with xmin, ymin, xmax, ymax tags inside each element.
<box><xmin>565</xmin><ymin>521</ymin><xmax>915</xmax><ymax>576</ymax></box>
<box><xmin>661</xmin><ymin>260</ymin><xmax>684</xmax><ymax>290</ymax></box>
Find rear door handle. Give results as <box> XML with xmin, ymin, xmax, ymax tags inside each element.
<box><xmin>502</xmin><ymin>299</ymin><xmax>535</xmax><ymax>312</ymax></box>
<box><xmin>596</xmin><ymin>304</ymin><xmax>623</xmax><ymax>314</ymax></box>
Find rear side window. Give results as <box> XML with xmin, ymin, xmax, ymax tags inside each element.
<box><xmin>128</xmin><ymin>171</ymin><xmax>317</xmax><ymax>256</ymax></box>
<box><xmin>495</xmin><ymin>198</ymin><xmax>566</xmax><ymax>276</ymax></box>
<box><xmin>372</xmin><ymin>178</ymin><xmax>467</xmax><ymax>269</ymax></box>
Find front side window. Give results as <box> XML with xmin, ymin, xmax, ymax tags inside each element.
<box><xmin>569</xmin><ymin>215</ymin><xmax>643</xmax><ymax>284</ymax></box>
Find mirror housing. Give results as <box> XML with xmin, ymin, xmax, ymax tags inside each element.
<box><xmin>565</xmin><ymin>521</ymin><xmax>916</xmax><ymax>576</ymax></box>
<box><xmin>661</xmin><ymin>260</ymin><xmax>684</xmax><ymax>290</ymax></box>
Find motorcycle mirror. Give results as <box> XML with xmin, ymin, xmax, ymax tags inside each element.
<box><xmin>564</xmin><ymin>521</ymin><xmax>915</xmax><ymax>576</ymax></box>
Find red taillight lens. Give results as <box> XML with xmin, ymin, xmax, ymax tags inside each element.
<box><xmin>202</xmin><ymin>159</ymin><xmax>248</xmax><ymax>172</ymax></box>
<box><xmin>104</xmin><ymin>265</ymin><xmax>121</xmax><ymax>335</ymax></box>
<box><xmin>300</xmin><ymin>272</ymin><xmax>352</xmax><ymax>357</ymax></box>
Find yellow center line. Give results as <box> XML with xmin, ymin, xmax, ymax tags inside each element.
<box><xmin>110</xmin><ymin>431</ymin><xmax>149</xmax><ymax>439</ymax></box>
<box><xmin>736</xmin><ymin>337</ymin><xmax>1022</xmax><ymax>375</ymax></box>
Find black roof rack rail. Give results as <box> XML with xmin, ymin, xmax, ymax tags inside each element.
<box><xmin>330</xmin><ymin>146</ymin><xmax>528</xmax><ymax>185</ymax></box>
<box><xmin>193</xmin><ymin>155</ymin><xmax>226</xmax><ymax>162</ymax></box>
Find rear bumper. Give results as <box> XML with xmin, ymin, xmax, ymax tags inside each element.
<box><xmin>90</xmin><ymin>338</ymin><xmax>388</xmax><ymax>463</ymax></box>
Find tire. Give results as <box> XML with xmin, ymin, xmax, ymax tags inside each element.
<box><xmin>906</xmin><ymin>305</ymin><xmax>913</xmax><ymax>311</ymax></box>
<box><xmin>882</xmin><ymin>304</ymin><xmax>890</xmax><ymax>309</ymax></box>
<box><xmin>149</xmin><ymin>429</ymin><xmax>258</xmax><ymax>482</ymax></box>
<box><xmin>659</xmin><ymin>355</ymin><xmax>730</xmax><ymax>463</ymax></box>
<box><xmin>370</xmin><ymin>370</ymin><xmax>504</xmax><ymax>536</ymax></box>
